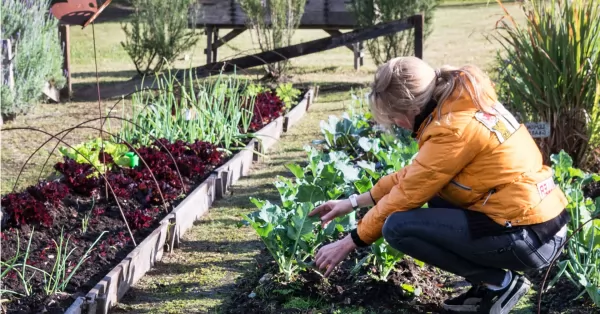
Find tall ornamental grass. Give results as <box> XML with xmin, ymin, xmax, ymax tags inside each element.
<box><xmin>493</xmin><ymin>0</ymin><xmax>600</xmax><ymax>169</ymax></box>
<box><xmin>116</xmin><ymin>70</ymin><xmax>256</xmax><ymax>151</ymax></box>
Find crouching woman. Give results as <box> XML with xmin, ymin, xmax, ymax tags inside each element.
<box><xmin>308</xmin><ymin>56</ymin><xmax>570</xmax><ymax>314</ymax></box>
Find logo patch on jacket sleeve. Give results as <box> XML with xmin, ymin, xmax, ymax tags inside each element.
<box><xmin>537</xmin><ymin>176</ymin><xmax>557</xmax><ymax>199</ymax></box>
<box><xmin>474</xmin><ymin>107</ymin><xmax>519</xmax><ymax>144</ymax></box>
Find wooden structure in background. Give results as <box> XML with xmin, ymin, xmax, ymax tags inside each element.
<box><xmin>73</xmin><ymin>14</ymin><xmax>422</xmax><ymax>100</ymax></box>
<box><xmin>176</xmin><ymin>15</ymin><xmax>423</xmax><ymax>80</ymax></box>
<box><xmin>58</xmin><ymin>24</ymin><xmax>72</xmax><ymax>99</ymax></box>
<box><xmin>191</xmin><ymin>0</ymin><xmax>369</xmax><ymax>69</ymax></box>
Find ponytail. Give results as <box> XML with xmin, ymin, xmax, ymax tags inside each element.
<box><xmin>369</xmin><ymin>57</ymin><xmax>498</xmax><ymax>129</ymax></box>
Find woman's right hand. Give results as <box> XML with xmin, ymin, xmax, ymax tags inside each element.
<box><xmin>308</xmin><ymin>199</ymin><xmax>353</xmax><ymax>228</ymax></box>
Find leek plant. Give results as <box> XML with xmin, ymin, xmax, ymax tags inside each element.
<box><xmin>0</xmin><ymin>229</ymin><xmax>35</xmax><ymax>297</ymax></box>
<box><xmin>117</xmin><ymin>69</ymin><xmax>256</xmax><ymax>151</ymax></box>
<box><xmin>0</xmin><ymin>228</ymin><xmax>106</xmax><ymax>298</ymax></box>
<box><xmin>493</xmin><ymin>0</ymin><xmax>600</xmax><ymax>168</ymax></box>
<box><xmin>41</xmin><ymin>229</ymin><xmax>106</xmax><ymax>295</ymax></box>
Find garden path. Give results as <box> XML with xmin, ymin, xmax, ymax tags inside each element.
<box><xmin>113</xmin><ymin>86</ymin><xmax>355</xmax><ymax>313</ymax></box>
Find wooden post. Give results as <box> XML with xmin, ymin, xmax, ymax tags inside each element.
<box><xmin>212</xmin><ymin>28</ymin><xmax>219</xmax><ymax>63</ymax></box>
<box><xmin>359</xmin><ymin>41</ymin><xmax>364</xmax><ymax>66</ymax></box>
<box><xmin>353</xmin><ymin>42</ymin><xmax>360</xmax><ymax>70</ymax></box>
<box><xmin>413</xmin><ymin>14</ymin><xmax>424</xmax><ymax>59</ymax></box>
<box><xmin>1</xmin><ymin>39</ymin><xmax>14</xmax><ymax>91</ymax></box>
<box><xmin>353</xmin><ymin>41</ymin><xmax>365</xmax><ymax>70</ymax></box>
<box><xmin>58</xmin><ymin>24</ymin><xmax>71</xmax><ymax>100</ymax></box>
<box><xmin>205</xmin><ymin>26</ymin><xmax>213</xmax><ymax>64</ymax></box>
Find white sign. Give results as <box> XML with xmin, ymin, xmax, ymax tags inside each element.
<box><xmin>525</xmin><ymin>122</ymin><xmax>551</xmax><ymax>138</ymax></box>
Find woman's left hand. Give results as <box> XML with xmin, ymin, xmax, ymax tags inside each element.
<box><xmin>315</xmin><ymin>235</ymin><xmax>357</xmax><ymax>277</ymax></box>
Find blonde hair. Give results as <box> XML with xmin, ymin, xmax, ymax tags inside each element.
<box><xmin>369</xmin><ymin>56</ymin><xmax>498</xmax><ymax>128</ymax></box>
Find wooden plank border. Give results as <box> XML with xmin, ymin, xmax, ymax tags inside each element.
<box><xmin>284</xmin><ymin>88</ymin><xmax>314</xmax><ymax>132</ymax></box>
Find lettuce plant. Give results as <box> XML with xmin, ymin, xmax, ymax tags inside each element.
<box><xmin>275</xmin><ymin>83</ymin><xmax>302</xmax><ymax>110</ymax></box>
<box><xmin>58</xmin><ymin>138</ymin><xmax>136</xmax><ymax>176</ymax></box>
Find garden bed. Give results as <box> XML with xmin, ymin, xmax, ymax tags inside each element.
<box><xmin>221</xmin><ymin>246</ymin><xmax>455</xmax><ymax>314</ymax></box>
<box><xmin>0</xmin><ymin>85</ymin><xmax>314</xmax><ymax>314</ymax></box>
<box><xmin>220</xmin><ymin>246</ymin><xmax>597</xmax><ymax>314</ymax></box>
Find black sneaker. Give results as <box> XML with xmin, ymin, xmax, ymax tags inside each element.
<box><xmin>477</xmin><ymin>272</ymin><xmax>531</xmax><ymax>314</ymax></box>
<box><xmin>442</xmin><ymin>284</ymin><xmax>487</xmax><ymax>312</ymax></box>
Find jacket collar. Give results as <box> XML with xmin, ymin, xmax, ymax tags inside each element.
<box><xmin>411</xmin><ymin>99</ymin><xmax>438</xmax><ymax>138</ymax></box>
<box><xmin>412</xmin><ymin>83</ymin><xmax>482</xmax><ymax>139</ymax></box>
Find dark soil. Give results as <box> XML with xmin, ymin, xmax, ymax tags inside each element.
<box><xmin>220</xmin><ymin>245</ymin><xmax>597</xmax><ymax>314</ymax></box>
<box><xmin>220</xmin><ymin>245</ymin><xmax>456</xmax><ymax>314</ymax></box>
<box><xmin>583</xmin><ymin>180</ymin><xmax>600</xmax><ymax>200</ymax></box>
<box><xmin>524</xmin><ymin>268</ymin><xmax>597</xmax><ymax>314</ymax></box>
<box><xmin>0</xmin><ymin>168</ymin><xmax>213</xmax><ymax>314</ymax></box>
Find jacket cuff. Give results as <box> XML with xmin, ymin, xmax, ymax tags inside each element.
<box><xmin>350</xmin><ymin>228</ymin><xmax>369</xmax><ymax>247</ymax></box>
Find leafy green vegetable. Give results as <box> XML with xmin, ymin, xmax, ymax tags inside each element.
<box><xmin>363</xmin><ymin>238</ymin><xmax>405</xmax><ymax>281</ymax></box>
<box><xmin>549</xmin><ymin>150</ymin><xmax>599</xmax><ymax>304</ymax></box>
<box><xmin>244</xmin><ymin>200</ymin><xmax>333</xmax><ymax>281</ymax></box>
<box><xmin>275</xmin><ymin>83</ymin><xmax>302</xmax><ymax>110</ymax></box>
<box><xmin>58</xmin><ymin>138</ymin><xmax>136</xmax><ymax>176</ymax></box>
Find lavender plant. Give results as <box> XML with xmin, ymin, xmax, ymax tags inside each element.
<box><xmin>0</xmin><ymin>0</ymin><xmax>66</xmax><ymax>118</ymax></box>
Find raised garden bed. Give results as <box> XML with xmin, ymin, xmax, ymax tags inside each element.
<box><xmin>0</xmin><ymin>85</ymin><xmax>314</xmax><ymax>314</ymax></box>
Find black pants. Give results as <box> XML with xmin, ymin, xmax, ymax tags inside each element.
<box><xmin>381</xmin><ymin>198</ymin><xmax>567</xmax><ymax>286</ymax></box>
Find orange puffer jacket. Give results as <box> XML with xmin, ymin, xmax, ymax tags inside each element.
<box><xmin>355</xmin><ymin>83</ymin><xmax>569</xmax><ymax>246</ymax></box>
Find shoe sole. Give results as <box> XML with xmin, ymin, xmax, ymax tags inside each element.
<box><xmin>490</xmin><ymin>276</ymin><xmax>531</xmax><ymax>314</ymax></box>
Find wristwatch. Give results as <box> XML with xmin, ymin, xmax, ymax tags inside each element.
<box><xmin>349</xmin><ymin>194</ymin><xmax>359</xmax><ymax>210</ymax></box>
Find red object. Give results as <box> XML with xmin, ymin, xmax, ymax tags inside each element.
<box><xmin>49</xmin><ymin>0</ymin><xmax>112</xmax><ymax>28</ymax></box>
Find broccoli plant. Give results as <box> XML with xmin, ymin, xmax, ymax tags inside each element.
<box><xmin>243</xmin><ymin>95</ymin><xmax>421</xmax><ymax>283</ymax></box>
<box><xmin>350</xmin><ymin>237</ymin><xmax>405</xmax><ymax>282</ymax></box>
<box><xmin>243</xmin><ymin>200</ymin><xmax>328</xmax><ymax>281</ymax></box>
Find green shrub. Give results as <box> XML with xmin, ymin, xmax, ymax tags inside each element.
<box><xmin>0</xmin><ymin>0</ymin><xmax>65</xmax><ymax>118</ymax></box>
<box><xmin>238</xmin><ymin>0</ymin><xmax>306</xmax><ymax>79</ymax></box>
<box><xmin>493</xmin><ymin>0</ymin><xmax>600</xmax><ymax>168</ymax></box>
<box><xmin>348</xmin><ymin>0</ymin><xmax>440</xmax><ymax>65</ymax></box>
<box><xmin>121</xmin><ymin>0</ymin><xmax>199</xmax><ymax>76</ymax></box>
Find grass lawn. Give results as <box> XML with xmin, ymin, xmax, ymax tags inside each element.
<box><xmin>1</xmin><ymin>2</ymin><xmax>543</xmax><ymax>313</ymax></box>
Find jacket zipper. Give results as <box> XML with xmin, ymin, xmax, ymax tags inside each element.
<box><xmin>450</xmin><ymin>180</ymin><xmax>472</xmax><ymax>191</ymax></box>
<box><xmin>483</xmin><ymin>189</ymin><xmax>496</xmax><ymax>205</ymax></box>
